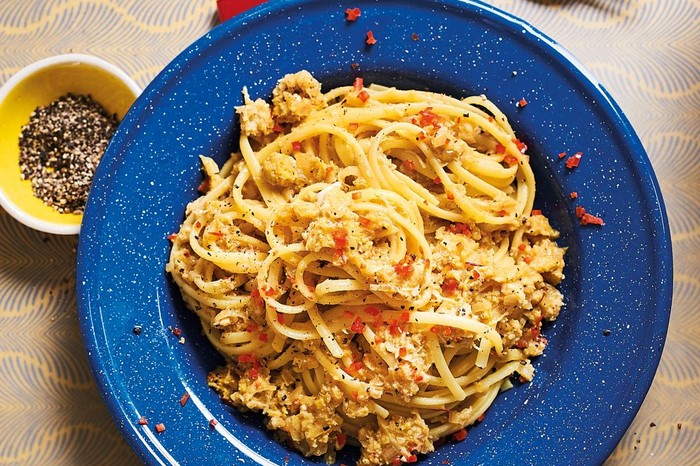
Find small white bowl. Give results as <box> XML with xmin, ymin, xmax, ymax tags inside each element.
<box><xmin>0</xmin><ymin>53</ymin><xmax>141</xmax><ymax>235</ymax></box>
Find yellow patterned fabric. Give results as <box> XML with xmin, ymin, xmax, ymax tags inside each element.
<box><xmin>0</xmin><ymin>1</ymin><xmax>697</xmax><ymax>464</ymax></box>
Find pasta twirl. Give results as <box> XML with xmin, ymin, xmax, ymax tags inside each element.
<box><xmin>166</xmin><ymin>71</ymin><xmax>566</xmax><ymax>466</ymax></box>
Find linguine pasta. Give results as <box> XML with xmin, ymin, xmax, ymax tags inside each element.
<box><xmin>166</xmin><ymin>71</ymin><xmax>566</xmax><ymax>465</ymax></box>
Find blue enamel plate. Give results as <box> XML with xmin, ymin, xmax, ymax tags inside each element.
<box><xmin>77</xmin><ymin>1</ymin><xmax>672</xmax><ymax>465</ymax></box>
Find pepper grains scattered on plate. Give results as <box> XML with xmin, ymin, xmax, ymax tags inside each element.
<box><xmin>18</xmin><ymin>93</ymin><xmax>119</xmax><ymax>214</ymax></box>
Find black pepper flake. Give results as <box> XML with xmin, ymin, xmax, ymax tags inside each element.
<box><xmin>18</xmin><ymin>93</ymin><xmax>120</xmax><ymax>214</ymax></box>
<box><xmin>650</xmin><ymin>422</ymin><xmax>656</xmax><ymax>428</ymax></box>
<box><xmin>132</xmin><ymin>325</ymin><xmax>142</xmax><ymax>335</ymax></box>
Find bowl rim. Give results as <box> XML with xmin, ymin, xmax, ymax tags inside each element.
<box><xmin>0</xmin><ymin>53</ymin><xmax>142</xmax><ymax>236</ymax></box>
<box><xmin>77</xmin><ymin>0</ymin><xmax>673</xmax><ymax>464</ymax></box>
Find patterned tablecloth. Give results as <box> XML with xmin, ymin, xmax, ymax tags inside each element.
<box><xmin>0</xmin><ymin>1</ymin><xmax>697</xmax><ymax>464</ymax></box>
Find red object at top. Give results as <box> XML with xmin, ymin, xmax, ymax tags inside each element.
<box><xmin>217</xmin><ymin>0</ymin><xmax>265</xmax><ymax>23</ymax></box>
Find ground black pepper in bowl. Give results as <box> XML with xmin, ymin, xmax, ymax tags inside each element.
<box><xmin>18</xmin><ymin>93</ymin><xmax>119</xmax><ymax>214</ymax></box>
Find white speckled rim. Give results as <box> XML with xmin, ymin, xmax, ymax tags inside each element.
<box><xmin>0</xmin><ymin>53</ymin><xmax>142</xmax><ymax>236</ymax></box>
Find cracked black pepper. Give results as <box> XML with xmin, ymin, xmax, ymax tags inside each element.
<box><xmin>18</xmin><ymin>93</ymin><xmax>119</xmax><ymax>214</ymax></box>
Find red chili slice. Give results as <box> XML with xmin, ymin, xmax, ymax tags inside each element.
<box><xmin>345</xmin><ymin>7</ymin><xmax>361</xmax><ymax>21</ymax></box>
<box><xmin>332</xmin><ymin>228</ymin><xmax>349</xmax><ymax>249</ymax></box>
<box><xmin>346</xmin><ymin>361</ymin><xmax>364</xmax><ymax>373</ymax></box>
<box><xmin>394</xmin><ymin>260</ymin><xmax>414</xmax><ymax>279</ymax></box>
<box><xmin>581</xmin><ymin>212</ymin><xmax>605</xmax><ymax>226</ymax></box>
<box><xmin>350</xmin><ymin>316</ymin><xmax>366</xmax><ymax>333</ymax></box>
<box><xmin>353</xmin><ymin>77</ymin><xmax>364</xmax><ymax>92</ymax></box>
<box><xmin>238</xmin><ymin>353</ymin><xmax>256</xmax><ymax>364</ymax></box>
<box><xmin>448</xmin><ymin>223</ymin><xmax>471</xmax><ymax>236</ymax></box>
<box><xmin>388</xmin><ymin>322</ymin><xmax>402</xmax><ymax>336</ymax></box>
<box><xmin>366</xmin><ymin>31</ymin><xmax>377</xmax><ymax>45</ymax></box>
<box><xmin>441</xmin><ymin>277</ymin><xmax>460</xmax><ymax>295</ymax></box>
<box><xmin>503</xmin><ymin>154</ymin><xmax>518</xmax><ymax>167</ymax></box>
<box><xmin>512</xmin><ymin>138</ymin><xmax>527</xmax><ymax>153</ymax></box>
<box><xmin>565</xmin><ymin>152</ymin><xmax>583</xmax><ymax>169</ymax></box>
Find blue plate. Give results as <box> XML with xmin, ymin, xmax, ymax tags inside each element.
<box><xmin>77</xmin><ymin>1</ymin><xmax>672</xmax><ymax>465</ymax></box>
